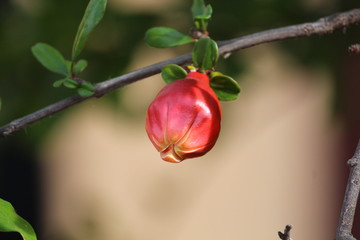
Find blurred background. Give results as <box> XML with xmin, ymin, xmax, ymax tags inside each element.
<box><xmin>1</xmin><ymin>0</ymin><xmax>360</xmax><ymax>239</ymax></box>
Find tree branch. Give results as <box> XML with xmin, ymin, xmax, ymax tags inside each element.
<box><xmin>278</xmin><ymin>225</ymin><xmax>293</xmax><ymax>240</ymax></box>
<box><xmin>335</xmin><ymin>139</ymin><xmax>360</xmax><ymax>240</ymax></box>
<box><xmin>1</xmin><ymin>8</ymin><xmax>360</xmax><ymax>137</ymax></box>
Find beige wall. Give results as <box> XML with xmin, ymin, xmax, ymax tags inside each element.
<box><xmin>40</xmin><ymin>43</ymin><xmax>346</xmax><ymax>240</ymax></box>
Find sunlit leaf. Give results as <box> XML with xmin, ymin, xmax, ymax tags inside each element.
<box><xmin>192</xmin><ymin>38</ymin><xmax>218</xmax><ymax>71</ymax></box>
<box><xmin>72</xmin><ymin>0</ymin><xmax>107</xmax><ymax>60</ymax></box>
<box><xmin>31</xmin><ymin>43</ymin><xmax>70</xmax><ymax>76</ymax></box>
<box><xmin>145</xmin><ymin>27</ymin><xmax>193</xmax><ymax>48</ymax></box>
<box><xmin>161</xmin><ymin>64</ymin><xmax>188</xmax><ymax>83</ymax></box>
<box><xmin>210</xmin><ymin>72</ymin><xmax>240</xmax><ymax>101</ymax></box>
<box><xmin>0</xmin><ymin>198</ymin><xmax>37</xmax><ymax>240</ymax></box>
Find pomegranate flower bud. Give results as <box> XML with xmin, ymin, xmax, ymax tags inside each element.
<box><xmin>146</xmin><ymin>72</ymin><xmax>222</xmax><ymax>163</ymax></box>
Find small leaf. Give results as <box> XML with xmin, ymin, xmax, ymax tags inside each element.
<box><xmin>161</xmin><ymin>64</ymin><xmax>188</xmax><ymax>83</ymax></box>
<box><xmin>66</xmin><ymin>60</ymin><xmax>72</xmax><ymax>74</ymax></box>
<box><xmin>78</xmin><ymin>88</ymin><xmax>94</xmax><ymax>98</ymax></box>
<box><xmin>63</xmin><ymin>78</ymin><xmax>79</xmax><ymax>89</ymax></box>
<box><xmin>145</xmin><ymin>27</ymin><xmax>193</xmax><ymax>48</ymax></box>
<box><xmin>210</xmin><ymin>72</ymin><xmax>240</xmax><ymax>101</ymax></box>
<box><xmin>192</xmin><ymin>38</ymin><xmax>218</xmax><ymax>71</ymax></box>
<box><xmin>73</xmin><ymin>59</ymin><xmax>88</xmax><ymax>76</ymax></box>
<box><xmin>53</xmin><ymin>79</ymin><xmax>66</xmax><ymax>88</ymax></box>
<box><xmin>31</xmin><ymin>43</ymin><xmax>70</xmax><ymax>76</ymax></box>
<box><xmin>0</xmin><ymin>198</ymin><xmax>37</xmax><ymax>240</ymax></box>
<box><xmin>80</xmin><ymin>81</ymin><xmax>95</xmax><ymax>91</ymax></box>
<box><xmin>201</xmin><ymin>5</ymin><xmax>212</xmax><ymax>19</ymax></box>
<box><xmin>191</xmin><ymin>0</ymin><xmax>212</xmax><ymax>32</ymax></box>
<box><xmin>192</xmin><ymin>0</ymin><xmax>212</xmax><ymax>20</ymax></box>
<box><xmin>72</xmin><ymin>0</ymin><xmax>107</xmax><ymax>60</ymax></box>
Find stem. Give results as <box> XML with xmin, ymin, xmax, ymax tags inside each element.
<box><xmin>200</xmin><ymin>19</ymin><xmax>208</xmax><ymax>33</ymax></box>
<box><xmin>278</xmin><ymin>225</ymin><xmax>293</xmax><ymax>240</ymax></box>
<box><xmin>335</xmin><ymin>139</ymin><xmax>360</xmax><ymax>240</ymax></box>
<box><xmin>0</xmin><ymin>8</ymin><xmax>360</xmax><ymax>137</ymax></box>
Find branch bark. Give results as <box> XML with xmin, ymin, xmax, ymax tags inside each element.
<box><xmin>278</xmin><ymin>225</ymin><xmax>293</xmax><ymax>240</ymax></box>
<box><xmin>1</xmin><ymin>8</ymin><xmax>360</xmax><ymax>137</ymax></box>
<box><xmin>335</xmin><ymin>139</ymin><xmax>360</xmax><ymax>240</ymax></box>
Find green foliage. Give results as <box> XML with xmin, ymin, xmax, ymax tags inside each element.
<box><xmin>31</xmin><ymin>43</ymin><xmax>70</xmax><ymax>76</ymax></box>
<box><xmin>63</xmin><ymin>78</ymin><xmax>79</xmax><ymax>89</ymax></box>
<box><xmin>161</xmin><ymin>64</ymin><xmax>188</xmax><ymax>83</ymax></box>
<box><xmin>48</xmin><ymin>77</ymin><xmax>95</xmax><ymax>97</ymax></box>
<box><xmin>30</xmin><ymin>0</ymin><xmax>106</xmax><ymax>97</ymax></box>
<box><xmin>192</xmin><ymin>38</ymin><xmax>218</xmax><ymax>71</ymax></box>
<box><xmin>0</xmin><ymin>198</ymin><xmax>37</xmax><ymax>240</ymax></box>
<box><xmin>73</xmin><ymin>59</ymin><xmax>88</xmax><ymax>76</ymax></box>
<box><xmin>78</xmin><ymin>88</ymin><xmax>93</xmax><ymax>97</ymax></box>
<box><xmin>191</xmin><ymin>0</ymin><xmax>212</xmax><ymax>32</ymax></box>
<box><xmin>210</xmin><ymin>72</ymin><xmax>240</xmax><ymax>101</ymax></box>
<box><xmin>191</xmin><ymin>0</ymin><xmax>212</xmax><ymax>19</ymax></box>
<box><xmin>145</xmin><ymin>27</ymin><xmax>193</xmax><ymax>48</ymax></box>
<box><xmin>81</xmin><ymin>81</ymin><xmax>95</xmax><ymax>91</ymax></box>
<box><xmin>52</xmin><ymin>78</ymin><xmax>66</xmax><ymax>88</ymax></box>
<box><xmin>72</xmin><ymin>0</ymin><xmax>108</xmax><ymax>60</ymax></box>
<box><xmin>77</xmin><ymin>81</ymin><xmax>95</xmax><ymax>97</ymax></box>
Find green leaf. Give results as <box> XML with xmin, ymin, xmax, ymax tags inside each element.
<box><xmin>145</xmin><ymin>27</ymin><xmax>193</xmax><ymax>48</ymax></box>
<box><xmin>72</xmin><ymin>0</ymin><xmax>107</xmax><ymax>60</ymax></box>
<box><xmin>210</xmin><ymin>72</ymin><xmax>240</xmax><ymax>101</ymax></box>
<box><xmin>0</xmin><ymin>198</ymin><xmax>37</xmax><ymax>240</ymax></box>
<box><xmin>73</xmin><ymin>59</ymin><xmax>88</xmax><ymax>76</ymax></box>
<box><xmin>0</xmin><ymin>97</ymin><xmax>2</xmax><ymax>112</ymax></box>
<box><xmin>192</xmin><ymin>38</ymin><xmax>218</xmax><ymax>71</ymax></box>
<box><xmin>80</xmin><ymin>81</ymin><xmax>95</xmax><ymax>91</ymax></box>
<box><xmin>191</xmin><ymin>0</ymin><xmax>212</xmax><ymax>32</ymax></box>
<box><xmin>192</xmin><ymin>0</ymin><xmax>212</xmax><ymax>19</ymax></box>
<box><xmin>66</xmin><ymin>60</ymin><xmax>72</xmax><ymax>74</ymax></box>
<box><xmin>63</xmin><ymin>78</ymin><xmax>79</xmax><ymax>89</ymax></box>
<box><xmin>53</xmin><ymin>78</ymin><xmax>66</xmax><ymax>88</ymax></box>
<box><xmin>199</xmin><ymin>5</ymin><xmax>212</xmax><ymax>19</ymax></box>
<box><xmin>31</xmin><ymin>43</ymin><xmax>70</xmax><ymax>76</ymax></box>
<box><xmin>78</xmin><ymin>87</ymin><xmax>94</xmax><ymax>98</ymax></box>
<box><xmin>161</xmin><ymin>64</ymin><xmax>188</xmax><ymax>83</ymax></box>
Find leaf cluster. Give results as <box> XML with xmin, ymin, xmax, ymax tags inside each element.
<box><xmin>31</xmin><ymin>0</ymin><xmax>107</xmax><ymax>98</ymax></box>
<box><xmin>144</xmin><ymin>0</ymin><xmax>240</xmax><ymax>101</ymax></box>
<box><xmin>1</xmin><ymin>1</ymin><xmax>108</xmax><ymax>237</ymax></box>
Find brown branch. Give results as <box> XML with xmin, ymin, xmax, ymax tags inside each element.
<box><xmin>348</xmin><ymin>44</ymin><xmax>360</xmax><ymax>54</ymax></box>
<box><xmin>335</xmin><ymin>139</ymin><xmax>360</xmax><ymax>240</ymax></box>
<box><xmin>1</xmin><ymin>8</ymin><xmax>360</xmax><ymax>137</ymax></box>
<box><xmin>278</xmin><ymin>225</ymin><xmax>293</xmax><ymax>240</ymax></box>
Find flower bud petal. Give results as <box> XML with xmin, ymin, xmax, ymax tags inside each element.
<box><xmin>146</xmin><ymin>72</ymin><xmax>221</xmax><ymax>163</ymax></box>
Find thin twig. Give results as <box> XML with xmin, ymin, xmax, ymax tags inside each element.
<box><xmin>278</xmin><ymin>225</ymin><xmax>293</xmax><ymax>240</ymax></box>
<box><xmin>1</xmin><ymin>8</ymin><xmax>360</xmax><ymax>137</ymax></box>
<box><xmin>348</xmin><ymin>44</ymin><xmax>360</xmax><ymax>54</ymax></box>
<box><xmin>335</xmin><ymin>139</ymin><xmax>360</xmax><ymax>240</ymax></box>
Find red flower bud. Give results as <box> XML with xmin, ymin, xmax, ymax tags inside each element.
<box><xmin>146</xmin><ymin>72</ymin><xmax>222</xmax><ymax>163</ymax></box>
